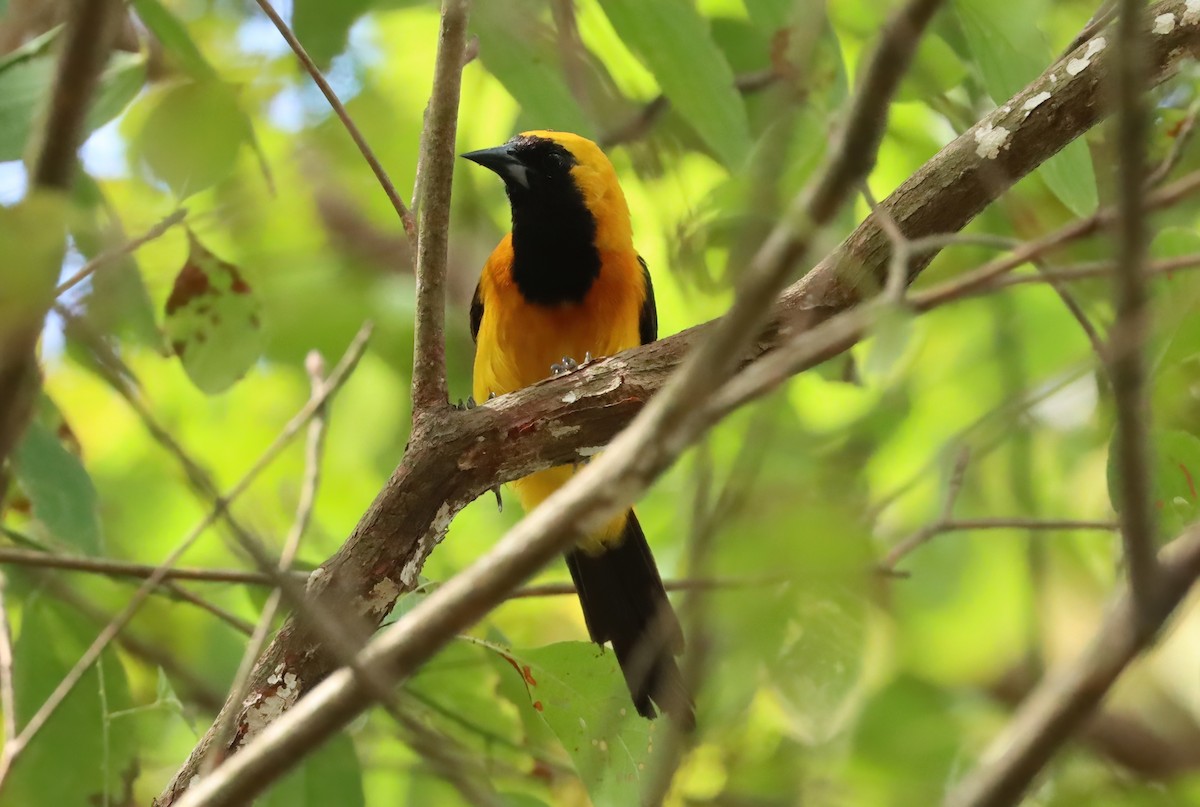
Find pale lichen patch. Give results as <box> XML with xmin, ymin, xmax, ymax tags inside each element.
<box><xmin>240</xmin><ymin>668</ymin><xmax>301</xmax><ymax>746</ymax></box>
<box><xmin>1066</xmin><ymin>36</ymin><xmax>1106</xmax><ymax>75</ymax></box>
<box><xmin>1185</xmin><ymin>0</ymin><xmax>1200</xmax><ymax>26</ymax></box>
<box><xmin>974</xmin><ymin>122</ymin><xmax>1011</xmax><ymax>159</ymax></box>
<box><xmin>577</xmin><ymin>445</ymin><xmax>604</xmax><ymax>458</ymax></box>
<box><xmin>1155</xmin><ymin>12</ymin><xmax>1177</xmax><ymax>34</ymax></box>
<box><xmin>1023</xmin><ymin>92</ymin><xmax>1051</xmax><ymax>112</ymax></box>
<box><xmin>549</xmin><ymin>424</ymin><xmax>581</xmax><ymax>438</ymax></box>
<box><xmin>366</xmin><ymin>577</ymin><xmax>402</xmax><ymax>612</ymax></box>
<box><xmin>561</xmin><ymin>390</ymin><xmax>579</xmax><ymax>404</ymax></box>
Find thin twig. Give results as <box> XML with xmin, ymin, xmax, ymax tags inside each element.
<box><xmin>409</xmin><ymin>0</ymin><xmax>470</xmax><ymax>416</ymax></box>
<box><xmin>945</xmin><ymin>528</ymin><xmax>1200</xmax><ymax>807</ymax></box>
<box><xmin>884</xmin><ymin>516</ymin><xmax>1118</xmax><ymax>571</ymax></box>
<box><xmin>1109</xmin><ymin>0</ymin><xmax>1160</xmax><ymax>623</ymax></box>
<box><xmin>205</xmin><ymin>351</ymin><xmax>332</xmax><ymax>773</ymax></box>
<box><xmin>55</xmin><ymin>208</ymin><xmax>187</xmax><ymax>296</ymax></box>
<box><xmin>0</xmin><ymin>575</ymin><xmax>15</xmax><ymax>745</ymax></box>
<box><xmin>0</xmin><ymin>325</ymin><xmax>372</xmax><ymax>791</ymax></box>
<box><xmin>0</xmin><ymin>547</ymin><xmax>305</xmax><ymax>585</ymax></box>
<box><xmin>862</xmin><ymin>184</ymin><xmax>910</xmax><ymax>302</ymax></box>
<box><xmin>159</xmin><ymin>582</ymin><xmax>254</xmax><ymax>636</ymax></box>
<box><xmin>251</xmin><ymin>0</ymin><xmax>415</xmax><ymax>243</ymax></box>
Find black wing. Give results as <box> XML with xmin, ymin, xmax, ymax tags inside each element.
<box><xmin>637</xmin><ymin>255</ymin><xmax>657</xmax><ymax>345</ymax></box>
<box><xmin>469</xmin><ymin>281</ymin><xmax>484</xmax><ymax>343</ymax></box>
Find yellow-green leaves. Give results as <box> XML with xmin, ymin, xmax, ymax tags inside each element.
<box><xmin>0</xmin><ymin>31</ymin><xmax>145</xmax><ymax>162</ymax></box>
<box><xmin>163</xmin><ymin>231</ymin><xmax>263</xmax><ymax>394</ymax></box>
<box><xmin>12</xmin><ymin>419</ymin><xmax>103</xmax><ymax>554</ymax></box>
<box><xmin>503</xmin><ymin>642</ymin><xmax>655</xmax><ymax>806</ymax></box>
<box><xmin>133</xmin><ymin>80</ymin><xmax>250</xmax><ymax>198</ymax></box>
<box><xmin>260</xmin><ymin>734</ymin><xmax>365</xmax><ymax>807</ymax></box>
<box><xmin>598</xmin><ymin>0</ymin><xmax>751</xmax><ymax>168</ymax></box>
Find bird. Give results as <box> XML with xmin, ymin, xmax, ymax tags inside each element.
<box><xmin>463</xmin><ymin>130</ymin><xmax>694</xmax><ymax>728</ymax></box>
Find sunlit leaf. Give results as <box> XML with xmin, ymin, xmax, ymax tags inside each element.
<box><xmin>163</xmin><ymin>230</ymin><xmax>263</xmax><ymax>394</ymax></box>
<box><xmin>0</xmin><ymin>47</ymin><xmax>146</xmax><ymax>162</ymax></box>
<box><xmin>471</xmin><ymin>1</ymin><xmax>591</xmax><ymax>136</ymax></box>
<box><xmin>956</xmin><ymin>0</ymin><xmax>1098</xmax><ymax>215</ymax></box>
<box><xmin>771</xmin><ymin>584</ymin><xmax>868</xmax><ymax>744</ymax></box>
<box><xmin>499</xmin><ymin>641</ymin><xmax>655</xmax><ymax>806</ymax></box>
<box><xmin>133</xmin><ymin>79</ymin><xmax>249</xmax><ymax>197</ymax></box>
<box><xmin>7</xmin><ymin>597</ymin><xmax>136</xmax><ymax>806</ymax></box>
<box><xmin>12</xmin><ymin>419</ymin><xmax>103</xmax><ymax>555</ymax></box>
<box><xmin>259</xmin><ymin>733</ymin><xmax>365</xmax><ymax>807</ymax></box>
<box><xmin>131</xmin><ymin>0</ymin><xmax>219</xmax><ymax>80</ymax></box>
<box><xmin>70</xmin><ymin>173</ymin><xmax>162</xmax><ymax>348</ymax></box>
<box><xmin>598</xmin><ymin>0</ymin><xmax>751</xmax><ymax>167</ymax></box>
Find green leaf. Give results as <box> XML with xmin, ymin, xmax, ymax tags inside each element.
<box><xmin>163</xmin><ymin>230</ymin><xmax>264</xmax><ymax>394</ymax></box>
<box><xmin>293</xmin><ymin>0</ymin><xmax>373</xmax><ymax>69</ymax></box>
<box><xmin>131</xmin><ymin>0</ymin><xmax>218</xmax><ymax>80</ymax></box>
<box><xmin>598</xmin><ymin>0</ymin><xmax>751</xmax><ymax>167</ymax></box>
<box><xmin>7</xmin><ymin>597</ymin><xmax>136</xmax><ymax>806</ymax></box>
<box><xmin>0</xmin><ymin>49</ymin><xmax>145</xmax><ymax>162</ymax></box>
<box><xmin>133</xmin><ymin>79</ymin><xmax>249</xmax><ymax>198</ymax></box>
<box><xmin>471</xmin><ymin>2</ymin><xmax>591</xmax><ymax>136</ymax></box>
<box><xmin>956</xmin><ymin>0</ymin><xmax>1097</xmax><ymax>215</ymax></box>
<box><xmin>742</xmin><ymin>0</ymin><xmax>794</xmax><ymax>33</ymax></box>
<box><xmin>1107</xmin><ymin>429</ymin><xmax>1200</xmax><ymax>541</ymax></box>
<box><xmin>499</xmin><ymin>641</ymin><xmax>655</xmax><ymax>807</ymax></box>
<box><xmin>70</xmin><ymin>174</ymin><xmax>161</xmax><ymax>348</ymax></box>
<box><xmin>259</xmin><ymin>732</ymin><xmax>365</xmax><ymax>807</ymax></box>
<box><xmin>897</xmin><ymin>34</ymin><xmax>967</xmax><ymax>103</ymax></box>
<box><xmin>12</xmin><ymin>421</ymin><xmax>103</xmax><ymax>555</ymax></box>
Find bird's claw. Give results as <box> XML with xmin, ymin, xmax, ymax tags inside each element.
<box><xmin>455</xmin><ymin>395</ymin><xmax>478</xmax><ymax>411</ymax></box>
<box><xmin>551</xmin><ymin>356</ymin><xmax>579</xmax><ymax>376</ymax></box>
<box><xmin>492</xmin><ymin>486</ymin><xmax>503</xmax><ymax>512</ymax></box>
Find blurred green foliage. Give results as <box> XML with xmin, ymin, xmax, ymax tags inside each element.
<box><xmin>1</xmin><ymin>0</ymin><xmax>1200</xmax><ymax>805</ymax></box>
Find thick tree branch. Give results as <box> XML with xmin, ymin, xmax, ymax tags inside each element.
<box><xmin>945</xmin><ymin>527</ymin><xmax>1200</xmax><ymax>807</ymax></box>
<box><xmin>410</xmin><ymin>0</ymin><xmax>469</xmax><ymax>416</ymax></box>
<box><xmin>158</xmin><ymin>3</ymin><xmax>1200</xmax><ymax>804</ymax></box>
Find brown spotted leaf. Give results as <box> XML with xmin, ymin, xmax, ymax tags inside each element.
<box><xmin>164</xmin><ymin>230</ymin><xmax>263</xmax><ymax>394</ymax></box>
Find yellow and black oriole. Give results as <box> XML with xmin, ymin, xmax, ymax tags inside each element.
<box><xmin>464</xmin><ymin>131</ymin><xmax>694</xmax><ymax>728</ymax></box>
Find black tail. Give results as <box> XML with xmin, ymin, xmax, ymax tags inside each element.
<box><xmin>565</xmin><ymin>512</ymin><xmax>695</xmax><ymax>729</ymax></box>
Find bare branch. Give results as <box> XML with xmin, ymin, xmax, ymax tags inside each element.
<box><xmin>1109</xmin><ymin>0</ymin><xmax>1160</xmax><ymax>623</ymax></box>
<box><xmin>945</xmin><ymin>527</ymin><xmax>1200</xmax><ymax>807</ymax></box>
<box><xmin>0</xmin><ymin>547</ymin><xmax>306</xmax><ymax>586</ymax></box>
<box><xmin>251</xmin><ymin>0</ymin><xmax>415</xmax><ymax>242</ymax></box>
<box><xmin>409</xmin><ymin>0</ymin><xmax>470</xmax><ymax>416</ymax></box>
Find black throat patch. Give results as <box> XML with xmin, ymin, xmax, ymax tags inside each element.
<box><xmin>505</xmin><ymin>136</ymin><xmax>601</xmax><ymax>306</ymax></box>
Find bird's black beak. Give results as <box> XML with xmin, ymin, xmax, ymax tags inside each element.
<box><xmin>461</xmin><ymin>145</ymin><xmax>531</xmax><ymax>189</ymax></box>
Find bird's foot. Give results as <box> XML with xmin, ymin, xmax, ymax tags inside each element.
<box><xmin>551</xmin><ymin>356</ymin><xmax>579</xmax><ymax>376</ymax></box>
<box><xmin>454</xmin><ymin>395</ymin><xmax>478</xmax><ymax>411</ymax></box>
